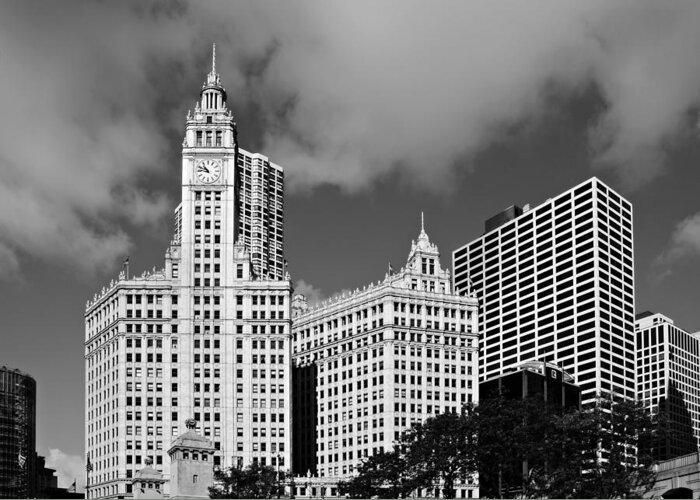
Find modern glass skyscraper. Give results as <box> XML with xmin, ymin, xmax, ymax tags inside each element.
<box><xmin>85</xmin><ymin>47</ymin><xmax>292</xmax><ymax>499</ymax></box>
<box><xmin>453</xmin><ymin>177</ymin><xmax>635</xmax><ymax>403</ymax></box>
<box><xmin>0</xmin><ymin>367</ymin><xmax>36</xmax><ymax>499</ymax></box>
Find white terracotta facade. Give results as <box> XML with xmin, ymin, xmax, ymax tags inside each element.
<box><xmin>292</xmin><ymin>222</ymin><xmax>479</xmax><ymax>497</ymax></box>
<box><xmin>85</xmin><ymin>49</ymin><xmax>292</xmax><ymax>499</ymax></box>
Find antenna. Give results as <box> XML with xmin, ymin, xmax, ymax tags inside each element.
<box><xmin>212</xmin><ymin>43</ymin><xmax>216</xmax><ymax>74</ymax></box>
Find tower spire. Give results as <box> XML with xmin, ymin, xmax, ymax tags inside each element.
<box><xmin>205</xmin><ymin>43</ymin><xmax>221</xmax><ymax>87</ymax></box>
<box><xmin>200</xmin><ymin>43</ymin><xmax>226</xmax><ymax>110</ymax></box>
<box><xmin>416</xmin><ymin>210</ymin><xmax>429</xmax><ymax>245</ymax></box>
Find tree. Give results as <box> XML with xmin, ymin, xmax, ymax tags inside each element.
<box><xmin>523</xmin><ymin>396</ymin><xmax>659</xmax><ymax>499</ymax></box>
<box><xmin>654</xmin><ymin>382</ymin><xmax>698</xmax><ymax>460</ymax></box>
<box><xmin>474</xmin><ymin>393</ymin><xmax>660</xmax><ymax>498</ymax></box>
<box><xmin>402</xmin><ymin>410</ymin><xmax>478</xmax><ymax>499</ymax></box>
<box><xmin>346</xmin><ymin>395</ymin><xmax>659</xmax><ymax>499</ymax></box>
<box><xmin>342</xmin><ymin>410</ymin><xmax>478</xmax><ymax>499</ymax></box>
<box><xmin>209</xmin><ymin>462</ymin><xmax>286</xmax><ymax>499</ymax></box>
<box><xmin>338</xmin><ymin>450</ymin><xmax>415</xmax><ymax>499</ymax></box>
<box><xmin>475</xmin><ymin>395</ymin><xmax>552</xmax><ymax>497</ymax></box>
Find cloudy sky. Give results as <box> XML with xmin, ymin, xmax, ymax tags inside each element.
<box><xmin>2</xmin><ymin>0</ymin><xmax>700</xmax><ymax>489</ymax></box>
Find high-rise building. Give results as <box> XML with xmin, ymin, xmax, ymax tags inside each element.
<box><xmin>635</xmin><ymin>311</ymin><xmax>700</xmax><ymax>460</ymax></box>
<box><xmin>85</xmin><ymin>47</ymin><xmax>292</xmax><ymax>499</ymax></box>
<box><xmin>0</xmin><ymin>366</ymin><xmax>36</xmax><ymax>499</ymax></box>
<box><xmin>235</xmin><ymin>149</ymin><xmax>285</xmax><ymax>280</ymax></box>
<box><xmin>291</xmin><ymin>220</ymin><xmax>479</xmax><ymax>497</ymax></box>
<box><xmin>453</xmin><ymin>177</ymin><xmax>636</xmax><ymax>404</ymax></box>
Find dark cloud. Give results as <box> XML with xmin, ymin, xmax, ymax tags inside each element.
<box><xmin>2</xmin><ymin>1</ymin><xmax>700</xmax><ymax>277</ymax></box>
<box><xmin>656</xmin><ymin>211</ymin><xmax>700</xmax><ymax>272</ymax></box>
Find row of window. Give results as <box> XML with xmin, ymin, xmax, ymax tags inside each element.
<box><xmin>194</xmin><ymin>130</ymin><xmax>224</xmax><ymax>147</ymax></box>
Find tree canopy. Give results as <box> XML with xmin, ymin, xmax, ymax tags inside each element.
<box><xmin>209</xmin><ymin>461</ymin><xmax>285</xmax><ymax>499</ymax></box>
<box><xmin>343</xmin><ymin>395</ymin><xmax>661</xmax><ymax>499</ymax></box>
<box><xmin>337</xmin><ymin>449</ymin><xmax>417</xmax><ymax>499</ymax></box>
<box><xmin>521</xmin><ymin>397</ymin><xmax>659</xmax><ymax>499</ymax></box>
<box><xmin>340</xmin><ymin>411</ymin><xmax>477</xmax><ymax>499</ymax></box>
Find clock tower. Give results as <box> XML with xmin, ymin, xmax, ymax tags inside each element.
<box><xmin>182</xmin><ymin>43</ymin><xmax>238</xmax><ymax>187</ymax></box>
<box><xmin>85</xmin><ymin>46</ymin><xmax>292</xmax><ymax>499</ymax></box>
<box><xmin>179</xmin><ymin>44</ymin><xmax>240</xmax><ymax>285</ymax></box>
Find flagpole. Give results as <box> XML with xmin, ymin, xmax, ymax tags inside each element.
<box><xmin>86</xmin><ymin>454</ymin><xmax>91</xmax><ymax>499</ymax></box>
<box><xmin>123</xmin><ymin>256</ymin><xmax>130</xmax><ymax>280</ymax></box>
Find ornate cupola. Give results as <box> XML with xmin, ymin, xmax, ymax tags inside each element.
<box><xmin>407</xmin><ymin>212</ymin><xmax>440</xmax><ymax>264</ymax></box>
<box><xmin>131</xmin><ymin>457</ymin><xmax>166</xmax><ymax>499</ymax></box>
<box><xmin>183</xmin><ymin>44</ymin><xmax>237</xmax><ymax>151</ymax></box>
<box><xmin>397</xmin><ymin>212</ymin><xmax>452</xmax><ymax>293</ymax></box>
<box><xmin>200</xmin><ymin>43</ymin><xmax>226</xmax><ymax>112</ymax></box>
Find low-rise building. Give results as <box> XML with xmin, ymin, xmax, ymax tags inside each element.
<box><xmin>480</xmin><ymin>360</ymin><xmax>581</xmax><ymax>408</ymax></box>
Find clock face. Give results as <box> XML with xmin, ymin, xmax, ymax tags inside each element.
<box><xmin>195</xmin><ymin>159</ymin><xmax>222</xmax><ymax>184</ymax></box>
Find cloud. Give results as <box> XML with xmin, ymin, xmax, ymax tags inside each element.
<box><xmin>3</xmin><ymin>1</ymin><xmax>700</xmax><ymax>276</ymax></box>
<box><xmin>293</xmin><ymin>279</ymin><xmax>325</xmax><ymax>307</ymax></box>
<box><xmin>0</xmin><ymin>1</ymin><xmax>201</xmax><ymax>279</ymax></box>
<box><xmin>44</xmin><ymin>448</ymin><xmax>85</xmax><ymax>491</ymax></box>
<box><xmin>0</xmin><ymin>243</ymin><xmax>22</xmax><ymax>283</ymax></box>
<box><xmin>293</xmin><ymin>279</ymin><xmax>353</xmax><ymax>307</ymax></box>
<box><xmin>586</xmin><ymin>3</ymin><xmax>700</xmax><ymax>189</ymax></box>
<box><xmin>232</xmin><ymin>1</ymin><xmax>700</xmax><ymax>193</ymax></box>
<box><xmin>655</xmin><ymin>212</ymin><xmax>700</xmax><ymax>276</ymax></box>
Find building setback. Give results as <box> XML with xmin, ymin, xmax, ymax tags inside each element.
<box><xmin>292</xmin><ymin>221</ymin><xmax>479</xmax><ymax>497</ymax></box>
<box><xmin>453</xmin><ymin>177</ymin><xmax>636</xmax><ymax>403</ymax></box>
<box><xmin>85</xmin><ymin>48</ymin><xmax>292</xmax><ymax>499</ymax></box>
<box><xmin>636</xmin><ymin>312</ymin><xmax>700</xmax><ymax>460</ymax></box>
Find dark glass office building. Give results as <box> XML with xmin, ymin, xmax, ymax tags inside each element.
<box><xmin>479</xmin><ymin>361</ymin><xmax>581</xmax><ymax>498</ymax></box>
<box><xmin>0</xmin><ymin>366</ymin><xmax>36</xmax><ymax>498</ymax></box>
<box><xmin>480</xmin><ymin>360</ymin><xmax>581</xmax><ymax>408</ymax></box>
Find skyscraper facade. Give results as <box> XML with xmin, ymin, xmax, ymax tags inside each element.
<box><xmin>235</xmin><ymin>149</ymin><xmax>285</xmax><ymax>281</ymax></box>
<box><xmin>0</xmin><ymin>366</ymin><xmax>36</xmax><ymax>499</ymax></box>
<box><xmin>292</xmin><ymin>222</ymin><xmax>479</xmax><ymax>498</ymax></box>
<box><xmin>636</xmin><ymin>311</ymin><xmax>700</xmax><ymax>459</ymax></box>
<box><xmin>85</xmin><ymin>48</ymin><xmax>292</xmax><ymax>499</ymax></box>
<box><xmin>453</xmin><ymin>177</ymin><xmax>636</xmax><ymax>404</ymax></box>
